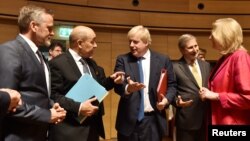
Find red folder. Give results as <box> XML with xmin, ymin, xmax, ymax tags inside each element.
<box><xmin>157</xmin><ymin>69</ymin><xmax>168</xmax><ymax>102</ymax></box>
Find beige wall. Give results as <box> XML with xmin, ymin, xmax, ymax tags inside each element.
<box><xmin>1</xmin><ymin>0</ymin><xmax>250</xmax><ymax>139</ymax></box>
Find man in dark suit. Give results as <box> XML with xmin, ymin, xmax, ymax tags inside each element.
<box><xmin>114</xmin><ymin>25</ymin><xmax>176</xmax><ymax>141</ymax></box>
<box><xmin>0</xmin><ymin>5</ymin><xmax>66</xmax><ymax>141</ymax></box>
<box><xmin>48</xmin><ymin>25</ymin><xmax>124</xmax><ymax>141</ymax></box>
<box><xmin>173</xmin><ymin>34</ymin><xmax>211</xmax><ymax>141</ymax></box>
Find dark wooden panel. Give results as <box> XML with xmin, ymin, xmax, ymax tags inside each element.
<box><xmin>0</xmin><ymin>0</ymin><xmax>26</xmax><ymax>16</ymax></box>
<box><xmin>92</xmin><ymin>42</ymin><xmax>113</xmax><ymax>139</ymax></box>
<box><xmin>29</xmin><ymin>1</ymin><xmax>140</xmax><ymax>26</ymax></box>
<box><xmin>88</xmin><ymin>0</ymin><xmax>188</xmax><ymax>12</ymax></box>
<box><xmin>33</xmin><ymin>0</ymin><xmax>87</xmax><ymax>5</ymax></box>
<box><xmin>32</xmin><ymin>0</ymin><xmax>189</xmax><ymax>13</ymax></box>
<box><xmin>27</xmin><ymin>0</ymin><xmax>250</xmax><ymax>31</ymax></box>
<box><xmin>190</xmin><ymin>0</ymin><xmax>250</xmax><ymax>14</ymax></box>
<box><xmin>0</xmin><ymin>18</ymin><xmax>18</xmax><ymax>43</ymax></box>
<box><xmin>141</xmin><ymin>12</ymin><xmax>250</xmax><ymax>30</ymax></box>
<box><xmin>32</xmin><ymin>0</ymin><xmax>250</xmax><ymax>14</ymax></box>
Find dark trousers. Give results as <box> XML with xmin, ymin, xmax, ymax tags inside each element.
<box><xmin>176</xmin><ymin>126</ymin><xmax>205</xmax><ymax>141</ymax></box>
<box><xmin>117</xmin><ymin>114</ymin><xmax>161</xmax><ymax>141</ymax></box>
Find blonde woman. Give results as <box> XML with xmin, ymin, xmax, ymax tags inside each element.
<box><xmin>200</xmin><ymin>18</ymin><xmax>250</xmax><ymax>125</ymax></box>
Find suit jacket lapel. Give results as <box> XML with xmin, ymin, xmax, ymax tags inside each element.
<box><xmin>65</xmin><ymin>51</ymin><xmax>82</xmax><ymax>78</ymax></box>
<box><xmin>16</xmin><ymin>35</ymin><xmax>43</xmax><ymax>70</ymax></box>
<box><xmin>85</xmin><ymin>58</ymin><xmax>98</xmax><ymax>80</ymax></box>
<box><xmin>65</xmin><ymin>51</ymin><xmax>99</xmax><ymax>80</ymax></box>
<box><xmin>148</xmin><ymin>52</ymin><xmax>160</xmax><ymax>90</ymax></box>
<box><xmin>16</xmin><ymin>35</ymin><xmax>48</xmax><ymax>95</ymax></box>
<box><xmin>198</xmin><ymin>59</ymin><xmax>207</xmax><ymax>87</ymax></box>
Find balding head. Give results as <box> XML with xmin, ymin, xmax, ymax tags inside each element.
<box><xmin>68</xmin><ymin>25</ymin><xmax>97</xmax><ymax>58</ymax></box>
<box><xmin>69</xmin><ymin>26</ymin><xmax>95</xmax><ymax>48</ymax></box>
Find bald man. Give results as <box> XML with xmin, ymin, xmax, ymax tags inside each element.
<box><xmin>48</xmin><ymin>26</ymin><xmax>124</xmax><ymax>141</ymax></box>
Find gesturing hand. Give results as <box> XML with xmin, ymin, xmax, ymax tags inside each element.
<box><xmin>176</xmin><ymin>95</ymin><xmax>193</xmax><ymax>107</ymax></box>
<box><xmin>126</xmin><ymin>76</ymin><xmax>145</xmax><ymax>94</ymax></box>
<box><xmin>110</xmin><ymin>71</ymin><xmax>125</xmax><ymax>84</ymax></box>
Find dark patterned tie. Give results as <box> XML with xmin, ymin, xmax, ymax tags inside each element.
<box><xmin>36</xmin><ymin>50</ymin><xmax>45</xmax><ymax>69</ymax></box>
<box><xmin>79</xmin><ymin>58</ymin><xmax>90</xmax><ymax>75</ymax></box>
<box><xmin>36</xmin><ymin>50</ymin><xmax>50</xmax><ymax>96</ymax></box>
<box><xmin>137</xmin><ymin>58</ymin><xmax>144</xmax><ymax>121</ymax></box>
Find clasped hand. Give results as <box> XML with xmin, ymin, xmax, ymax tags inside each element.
<box><xmin>199</xmin><ymin>87</ymin><xmax>219</xmax><ymax>101</ymax></box>
<box><xmin>50</xmin><ymin>103</ymin><xmax>66</xmax><ymax>124</ymax></box>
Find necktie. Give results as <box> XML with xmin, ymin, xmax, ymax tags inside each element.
<box><xmin>79</xmin><ymin>58</ymin><xmax>90</xmax><ymax>75</ymax></box>
<box><xmin>191</xmin><ymin>63</ymin><xmax>202</xmax><ymax>88</ymax></box>
<box><xmin>36</xmin><ymin>50</ymin><xmax>45</xmax><ymax>69</ymax></box>
<box><xmin>137</xmin><ymin>58</ymin><xmax>144</xmax><ymax>121</ymax></box>
<box><xmin>36</xmin><ymin>50</ymin><xmax>50</xmax><ymax>96</ymax></box>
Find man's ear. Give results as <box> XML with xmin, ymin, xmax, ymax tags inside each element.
<box><xmin>30</xmin><ymin>21</ymin><xmax>38</xmax><ymax>32</ymax></box>
<box><xmin>77</xmin><ymin>39</ymin><xmax>83</xmax><ymax>49</ymax></box>
<box><xmin>49</xmin><ymin>49</ymin><xmax>53</xmax><ymax>55</ymax></box>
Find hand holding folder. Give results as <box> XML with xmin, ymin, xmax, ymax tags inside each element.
<box><xmin>157</xmin><ymin>69</ymin><xmax>168</xmax><ymax>102</ymax></box>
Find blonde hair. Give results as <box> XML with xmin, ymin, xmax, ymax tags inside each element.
<box><xmin>18</xmin><ymin>5</ymin><xmax>53</xmax><ymax>33</ymax></box>
<box><xmin>211</xmin><ymin>18</ymin><xmax>243</xmax><ymax>55</ymax></box>
<box><xmin>127</xmin><ymin>25</ymin><xmax>152</xmax><ymax>45</ymax></box>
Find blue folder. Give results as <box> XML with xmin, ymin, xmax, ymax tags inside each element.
<box><xmin>66</xmin><ymin>74</ymin><xmax>108</xmax><ymax>103</ymax></box>
<box><xmin>65</xmin><ymin>74</ymin><xmax>108</xmax><ymax>123</ymax></box>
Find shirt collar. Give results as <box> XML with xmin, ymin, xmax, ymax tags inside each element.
<box><xmin>187</xmin><ymin>59</ymin><xmax>198</xmax><ymax>66</ymax></box>
<box><xmin>19</xmin><ymin>34</ymin><xmax>38</xmax><ymax>53</ymax></box>
<box><xmin>141</xmin><ymin>49</ymin><xmax>150</xmax><ymax>60</ymax></box>
<box><xmin>69</xmin><ymin>48</ymin><xmax>82</xmax><ymax>62</ymax></box>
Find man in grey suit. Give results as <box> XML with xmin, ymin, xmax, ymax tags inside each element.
<box><xmin>173</xmin><ymin>34</ymin><xmax>211</xmax><ymax>141</ymax></box>
<box><xmin>0</xmin><ymin>5</ymin><xmax>66</xmax><ymax>141</ymax></box>
<box><xmin>114</xmin><ymin>25</ymin><xmax>176</xmax><ymax>141</ymax></box>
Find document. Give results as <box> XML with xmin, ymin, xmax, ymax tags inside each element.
<box><xmin>66</xmin><ymin>74</ymin><xmax>108</xmax><ymax>123</ymax></box>
<box><xmin>157</xmin><ymin>69</ymin><xmax>168</xmax><ymax>102</ymax></box>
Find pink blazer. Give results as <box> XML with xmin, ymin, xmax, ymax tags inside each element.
<box><xmin>209</xmin><ymin>49</ymin><xmax>250</xmax><ymax>125</ymax></box>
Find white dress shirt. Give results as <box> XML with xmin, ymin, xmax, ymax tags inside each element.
<box><xmin>141</xmin><ymin>50</ymin><xmax>154</xmax><ymax>112</ymax></box>
<box><xmin>68</xmin><ymin>48</ymin><xmax>92</xmax><ymax>76</ymax></box>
